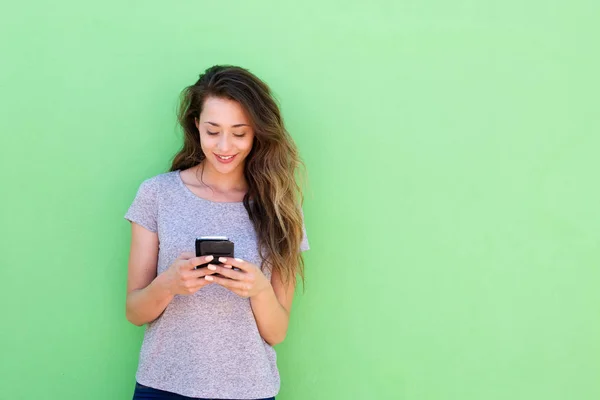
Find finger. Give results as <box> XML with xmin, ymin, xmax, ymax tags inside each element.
<box><xmin>185</xmin><ymin>279</ymin><xmax>213</xmax><ymax>293</ymax></box>
<box><xmin>211</xmin><ymin>265</ymin><xmax>246</xmax><ymax>281</ymax></box>
<box><xmin>185</xmin><ymin>255</ymin><xmax>215</xmax><ymax>270</ymax></box>
<box><xmin>190</xmin><ymin>266</ymin><xmax>217</xmax><ymax>278</ymax></box>
<box><xmin>218</xmin><ymin>257</ymin><xmax>252</xmax><ymax>272</ymax></box>
<box><xmin>219</xmin><ymin>263</ymin><xmax>241</xmax><ymax>272</ymax></box>
<box><xmin>181</xmin><ymin>268</ymin><xmax>212</xmax><ymax>281</ymax></box>
<box><xmin>205</xmin><ymin>275</ymin><xmax>248</xmax><ymax>291</ymax></box>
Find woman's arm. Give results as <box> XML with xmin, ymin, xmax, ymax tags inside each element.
<box><xmin>125</xmin><ymin>223</ymin><xmax>174</xmax><ymax>326</ymax></box>
<box><xmin>249</xmin><ymin>269</ymin><xmax>295</xmax><ymax>346</ymax></box>
<box><xmin>125</xmin><ymin>222</ymin><xmax>216</xmax><ymax>326</ymax></box>
<box><xmin>205</xmin><ymin>258</ymin><xmax>295</xmax><ymax>346</ymax></box>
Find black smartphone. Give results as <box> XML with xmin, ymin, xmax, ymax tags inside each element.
<box><xmin>195</xmin><ymin>236</ymin><xmax>235</xmax><ymax>277</ymax></box>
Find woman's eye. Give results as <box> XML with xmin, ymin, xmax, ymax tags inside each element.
<box><xmin>206</xmin><ymin>131</ymin><xmax>218</xmax><ymax>135</ymax></box>
<box><xmin>233</xmin><ymin>133</ymin><xmax>246</xmax><ymax>138</ymax></box>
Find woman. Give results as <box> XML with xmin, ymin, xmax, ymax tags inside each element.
<box><xmin>124</xmin><ymin>65</ymin><xmax>309</xmax><ymax>400</ymax></box>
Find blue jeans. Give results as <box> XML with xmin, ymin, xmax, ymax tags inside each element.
<box><xmin>132</xmin><ymin>382</ymin><xmax>276</xmax><ymax>400</ymax></box>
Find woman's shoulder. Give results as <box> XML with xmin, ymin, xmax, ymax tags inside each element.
<box><xmin>139</xmin><ymin>170</ymin><xmax>179</xmax><ymax>185</ymax></box>
<box><xmin>133</xmin><ymin>170</ymin><xmax>179</xmax><ymax>196</ymax></box>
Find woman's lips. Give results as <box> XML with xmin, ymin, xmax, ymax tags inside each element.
<box><xmin>214</xmin><ymin>153</ymin><xmax>237</xmax><ymax>164</ymax></box>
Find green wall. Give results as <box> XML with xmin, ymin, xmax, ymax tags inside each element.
<box><xmin>1</xmin><ymin>1</ymin><xmax>599</xmax><ymax>399</ymax></box>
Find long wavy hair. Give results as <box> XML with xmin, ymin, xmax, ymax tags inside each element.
<box><xmin>170</xmin><ymin>65</ymin><xmax>306</xmax><ymax>286</ymax></box>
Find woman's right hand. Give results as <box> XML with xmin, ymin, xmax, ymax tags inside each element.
<box><xmin>160</xmin><ymin>252</ymin><xmax>216</xmax><ymax>295</ymax></box>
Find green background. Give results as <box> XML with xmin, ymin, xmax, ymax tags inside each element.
<box><xmin>1</xmin><ymin>1</ymin><xmax>599</xmax><ymax>399</ymax></box>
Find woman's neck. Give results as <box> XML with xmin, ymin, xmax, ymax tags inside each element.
<box><xmin>194</xmin><ymin>160</ymin><xmax>248</xmax><ymax>194</ymax></box>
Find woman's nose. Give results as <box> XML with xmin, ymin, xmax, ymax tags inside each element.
<box><xmin>217</xmin><ymin>134</ymin><xmax>232</xmax><ymax>152</ymax></box>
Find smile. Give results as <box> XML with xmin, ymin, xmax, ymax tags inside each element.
<box><xmin>215</xmin><ymin>153</ymin><xmax>237</xmax><ymax>163</ymax></box>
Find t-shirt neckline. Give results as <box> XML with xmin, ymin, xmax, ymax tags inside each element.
<box><xmin>174</xmin><ymin>169</ymin><xmax>246</xmax><ymax>206</ymax></box>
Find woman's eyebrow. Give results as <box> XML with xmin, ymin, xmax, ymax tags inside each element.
<box><xmin>204</xmin><ymin>121</ymin><xmax>249</xmax><ymax>128</ymax></box>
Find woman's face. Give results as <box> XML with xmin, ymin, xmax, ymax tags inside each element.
<box><xmin>195</xmin><ymin>96</ymin><xmax>255</xmax><ymax>175</ymax></box>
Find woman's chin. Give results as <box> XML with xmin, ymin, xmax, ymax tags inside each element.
<box><xmin>207</xmin><ymin>159</ymin><xmax>243</xmax><ymax>174</ymax></box>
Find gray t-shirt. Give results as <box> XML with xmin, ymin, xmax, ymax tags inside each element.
<box><xmin>124</xmin><ymin>170</ymin><xmax>309</xmax><ymax>399</ymax></box>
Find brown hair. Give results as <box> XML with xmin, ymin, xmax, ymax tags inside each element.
<box><xmin>170</xmin><ymin>65</ymin><xmax>306</xmax><ymax>286</ymax></box>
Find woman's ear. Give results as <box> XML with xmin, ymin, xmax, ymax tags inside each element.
<box><xmin>195</xmin><ymin>117</ymin><xmax>199</xmax><ymax>131</ymax></box>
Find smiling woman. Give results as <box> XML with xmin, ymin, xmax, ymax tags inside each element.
<box><xmin>124</xmin><ymin>65</ymin><xmax>309</xmax><ymax>400</ymax></box>
<box><xmin>193</xmin><ymin>97</ymin><xmax>255</xmax><ymax>176</ymax></box>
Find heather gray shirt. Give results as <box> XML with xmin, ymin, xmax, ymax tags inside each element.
<box><xmin>124</xmin><ymin>170</ymin><xmax>309</xmax><ymax>399</ymax></box>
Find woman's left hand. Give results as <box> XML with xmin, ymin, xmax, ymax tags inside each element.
<box><xmin>204</xmin><ymin>257</ymin><xmax>271</xmax><ymax>298</ymax></box>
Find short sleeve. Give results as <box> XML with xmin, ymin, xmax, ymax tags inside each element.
<box><xmin>300</xmin><ymin>208</ymin><xmax>310</xmax><ymax>252</ymax></box>
<box><xmin>124</xmin><ymin>178</ymin><xmax>158</xmax><ymax>232</ymax></box>
<box><xmin>300</xmin><ymin>224</ymin><xmax>310</xmax><ymax>252</ymax></box>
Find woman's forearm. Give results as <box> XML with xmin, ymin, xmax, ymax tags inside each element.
<box><xmin>126</xmin><ymin>273</ymin><xmax>175</xmax><ymax>326</ymax></box>
<box><xmin>250</xmin><ymin>285</ymin><xmax>290</xmax><ymax>346</ymax></box>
